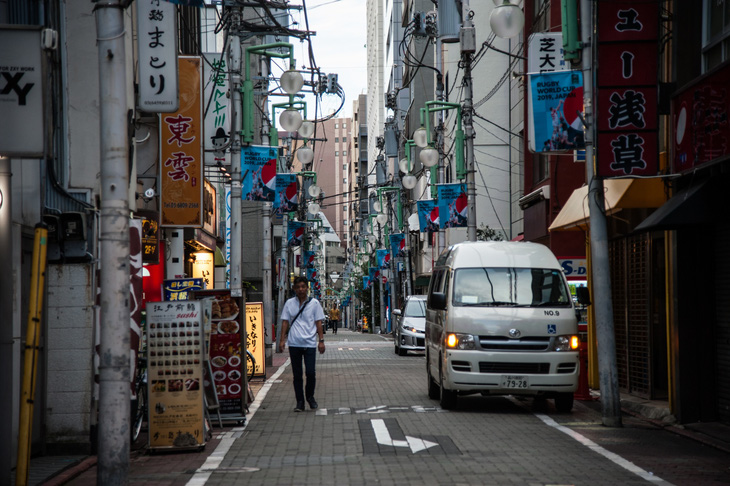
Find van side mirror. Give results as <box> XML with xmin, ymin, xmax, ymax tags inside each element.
<box><xmin>430</xmin><ymin>292</ymin><xmax>446</xmax><ymax>310</ymax></box>
<box><xmin>393</xmin><ymin>309</ymin><xmax>401</xmax><ymax>316</ymax></box>
<box><xmin>575</xmin><ymin>286</ymin><xmax>591</xmax><ymax>306</ymax></box>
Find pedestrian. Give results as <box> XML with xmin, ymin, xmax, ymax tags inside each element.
<box><xmin>329</xmin><ymin>306</ymin><xmax>340</xmax><ymax>334</ymax></box>
<box><xmin>278</xmin><ymin>276</ymin><xmax>326</xmax><ymax>412</ymax></box>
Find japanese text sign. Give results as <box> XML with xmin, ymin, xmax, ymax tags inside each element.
<box><xmin>596</xmin><ymin>1</ymin><xmax>659</xmax><ymax>177</ymax></box>
<box><xmin>137</xmin><ymin>0</ymin><xmax>179</xmax><ymax>112</ymax></box>
<box><xmin>160</xmin><ymin>57</ymin><xmax>203</xmax><ymax>226</ymax></box>
<box><xmin>203</xmin><ymin>52</ymin><xmax>230</xmax><ymax>166</ymax></box>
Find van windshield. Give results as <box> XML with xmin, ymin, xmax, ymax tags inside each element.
<box><xmin>452</xmin><ymin>268</ymin><xmax>571</xmax><ymax>307</ymax></box>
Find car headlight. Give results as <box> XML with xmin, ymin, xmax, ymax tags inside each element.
<box><xmin>445</xmin><ymin>333</ymin><xmax>476</xmax><ymax>350</ymax></box>
<box><xmin>552</xmin><ymin>335</ymin><xmax>579</xmax><ymax>352</ymax></box>
<box><xmin>403</xmin><ymin>325</ymin><xmax>418</xmax><ymax>332</ymax></box>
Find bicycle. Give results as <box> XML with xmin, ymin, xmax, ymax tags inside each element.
<box><xmin>245</xmin><ymin>348</ymin><xmax>255</xmax><ymax>381</ymax></box>
<box><xmin>131</xmin><ymin>355</ymin><xmax>147</xmax><ymax>443</ymax></box>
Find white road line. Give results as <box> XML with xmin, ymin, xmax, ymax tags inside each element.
<box><xmin>534</xmin><ymin>413</ymin><xmax>674</xmax><ymax>485</ymax></box>
<box><xmin>185</xmin><ymin>358</ymin><xmax>291</xmax><ymax>486</ymax></box>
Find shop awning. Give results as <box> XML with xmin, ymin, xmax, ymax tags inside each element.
<box><xmin>549</xmin><ymin>178</ymin><xmax>666</xmax><ymax>232</ymax></box>
<box><xmin>634</xmin><ymin>180</ymin><xmax>715</xmax><ymax>231</ymax></box>
<box><xmin>214</xmin><ymin>246</ymin><xmax>227</xmax><ymax>266</ymax></box>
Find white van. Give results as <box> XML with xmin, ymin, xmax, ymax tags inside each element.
<box><xmin>425</xmin><ymin>241</ymin><xmax>579</xmax><ymax>411</ymax></box>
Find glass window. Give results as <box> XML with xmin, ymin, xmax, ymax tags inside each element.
<box><xmin>451</xmin><ymin>267</ymin><xmax>571</xmax><ymax>307</ymax></box>
<box><xmin>335</xmin><ymin>123</ymin><xmax>339</xmax><ymax>129</ymax></box>
<box><xmin>404</xmin><ymin>298</ymin><xmax>426</xmax><ymax>318</ymax></box>
<box><xmin>343</xmin><ymin>150</ymin><xmax>347</xmax><ymax>156</ymax></box>
<box><xmin>343</xmin><ymin>163</ymin><xmax>347</xmax><ymax>171</ymax></box>
<box><xmin>343</xmin><ymin>123</ymin><xmax>347</xmax><ymax>128</ymax></box>
<box><xmin>335</xmin><ymin>151</ymin><xmax>339</xmax><ymax>156</ymax></box>
<box><xmin>703</xmin><ymin>0</ymin><xmax>730</xmax><ymax>71</ymax></box>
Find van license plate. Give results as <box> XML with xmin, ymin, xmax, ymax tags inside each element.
<box><xmin>501</xmin><ymin>375</ymin><xmax>529</xmax><ymax>389</ymax></box>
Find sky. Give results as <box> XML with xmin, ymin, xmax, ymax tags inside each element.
<box><xmin>292</xmin><ymin>0</ymin><xmax>368</xmax><ymax>119</ymax></box>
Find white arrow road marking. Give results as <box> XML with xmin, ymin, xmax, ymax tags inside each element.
<box><xmin>371</xmin><ymin>418</ymin><xmax>438</xmax><ymax>453</ymax></box>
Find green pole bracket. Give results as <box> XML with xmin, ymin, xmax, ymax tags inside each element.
<box><xmin>425</xmin><ymin>101</ymin><xmax>465</xmax><ymax>180</ymax></box>
<box><xmin>561</xmin><ymin>0</ymin><xmax>581</xmax><ymax>62</ymax></box>
<box><xmin>376</xmin><ymin>186</ymin><xmax>403</xmax><ymax>232</ymax></box>
<box><xmin>243</xmin><ymin>42</ymin><xmax>297</xmax><ymax>144</ymax></box>
<box><xmin>430</xmin><ymin>166</ymin><xmax>438</xmax><ymax>199</ymax></box>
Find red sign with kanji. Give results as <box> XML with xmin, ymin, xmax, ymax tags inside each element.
<box><xmin>596</xmin><ymin>1</ymin><xmax>659</xmax><ymax>177</ymax></box>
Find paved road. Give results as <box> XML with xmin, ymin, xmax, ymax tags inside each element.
<box><xmin>63</xmin><ymin>329</ymin><xmax>730</xmax><ymax>486</ymax></box>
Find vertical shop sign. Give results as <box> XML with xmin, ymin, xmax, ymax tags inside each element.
<box><xmin>245</xmin><ymin>303</ymin><xmax>265</xmax><ymax>377</ymax></box>
<box><xmin>596</xmin><ymin>2</ymin><xmax>659</xmax><ymax>177</ymax></box>
<box><xmin>203</xmin><ymin>52</ymin><xmax>230</xmax><ymax>166</ymax></box>
<box><xmin>137</xmin><ymin>210</ymin><xmax>160</xmax><ymax>264</ymax></box>
<box><xmin>146</xmin><ymin>301</ymin><xmax>205</xmax><ymax>450</ymax></box>
<box><xmin>0</xmin><ymin>26</ymin><xmax>45</xmax><ymax>156</ymax></box>
<box><xmin>160</xmin><ymin>56</ymin><xmax>203</xmax><ymax>227</ymax></box>
<box><xmin>136</xmin><ymin>0</ymin><xmax>179</xmax><ymax>112</ymax></box>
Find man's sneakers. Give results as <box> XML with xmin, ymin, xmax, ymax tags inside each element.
<box><xmin>307</xmin><ymin>398</ymin><xmax>318</xmax><ymax>410</ymax></box>
<box><xmin>294</xmin><ymin>401</ymin><xmax>305</xmax><ymax>412</ymax></box>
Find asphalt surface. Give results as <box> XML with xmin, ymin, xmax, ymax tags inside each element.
<box><xmin>28</xmin><ymin>328</ymin><xmax>730</xmax><ymax>485</ymax></box>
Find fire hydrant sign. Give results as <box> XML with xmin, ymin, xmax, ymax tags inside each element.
<box><xmin>146</xmin><ymin>301</ymin><xmax>205</xmax><ymax>450</ymax></box>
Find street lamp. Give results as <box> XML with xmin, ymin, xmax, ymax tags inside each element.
<box><xmin>402</xmin><ymin>175</ymin><xmax>417</xmax><ymax>190</ymax></box>
<box><xmin>296</xmin><ymin>144</ymin><xmax>314</xmax><ymax>164</ymax></box>
<box><xmin>280</xmin><ymin>68</ymin><xmax>304</xmax><ymax>94</ymax></box>
<box><xmin>419</xmin><ymin>146</ymin><xmax>439</xmax><ymax>168</ymax></box>
<box><xmin>279</xmin><ymin>107</ymin><xmax>303</xmax><ymax>132</ymax></box>
<box><xmin>490</xmin><ymin>0</ymin><xmax>525</xmax><ymax>39</ymax></box>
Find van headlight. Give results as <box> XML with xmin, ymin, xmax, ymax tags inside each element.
<box><xmin>552</xmin><ymin>335</ymin><xmax>579</xmax><ymax>352</ymax></box>
<box><xmin>445</xmin><ymin>333</ymin><xmax>476</xmax><ymax>350</ymax></box>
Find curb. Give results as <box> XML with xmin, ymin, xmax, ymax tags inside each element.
<box><xmin>41</xmin><ymin>456</ymin><xmax>97</xmax><ymax>486</ymax></box>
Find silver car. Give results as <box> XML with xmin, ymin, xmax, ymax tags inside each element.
<box><xmin>393</xmin><ymin>295</ymin><xmax>427</xmax><ymax>356</ymax></box>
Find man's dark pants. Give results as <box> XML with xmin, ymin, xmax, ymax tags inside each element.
<box><xmin>289</xmin><ymin>346</ymin><xmax>317</xmax><ymax>403</ymax></box>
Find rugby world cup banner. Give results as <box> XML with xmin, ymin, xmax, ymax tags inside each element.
<box><xmin>416</xmin><ymin>200</ymin><xmax>439</xmax><ymax>233</ymax></box>
<box><xmin>528</xmin><ymin>70</ymin><xmax>585</xmax><ymax>153</ymax></box>
<box><xmin>376</xmin><ymin>249</ymin><xmax>391</xmax><ymax>269</ymax></box>
<box><xmin>389</xmin><ymin>233</ymin><xmax>406</xmax><ymax>258</ymax></box>
<box><xmin>287</xmin><ymin>221</ymin><xmax>305</xmax><ymax>247</ymax></box>
<box><xmin>274</xmin><ymin>173</ymin><xmax>298</xmax><ymax>215</ymax></box>
<box><xmin>437</xmin><ymin>183</ymin><xmax>468</xmax><ymax>229</ymax></box>
<box><xmin>241</xmin><ymin>145</ymin><xmax>277</xmax><ymax>201</ymax></box>
<box><xmin>303</xmin><ymin>250</ymin><xmax>316</xmax><ymax>268</ymax></box>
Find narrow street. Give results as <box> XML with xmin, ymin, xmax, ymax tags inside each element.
<box><xmin>60</xmin><ymin>329</ymin><xmax>730</xmax><ymax>486</ymax></box>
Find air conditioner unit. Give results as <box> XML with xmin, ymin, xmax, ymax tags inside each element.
<box><xmin>518</xmin><ymin>185</ymin><xmax>550</xmax><ymax>210</ymax></box>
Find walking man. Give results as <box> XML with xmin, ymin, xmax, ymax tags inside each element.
<box><xmin>329</xmin><ymin>306</ymin><xmax>340</xmax><ymax>334</ymax></box>
<box><xmin>278</xmin><ymin>276</ymin><xmax>326</xmax><ymax>411</ymax></box>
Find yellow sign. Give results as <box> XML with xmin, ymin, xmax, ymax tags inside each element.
<box><xmin>245</xmin><ymin>302</ymin><xmax>265</xmax><ymax>377</ymax></box>
<box><xmin>160</xmin><ymin>56</ymin><xmax>203</xmax><ymax>227</ymax></box>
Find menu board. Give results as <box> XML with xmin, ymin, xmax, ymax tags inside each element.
<box><xmin>146</xmin><ymin>301</ymin><xmax>205</xmax><ymax>450</ymax></box>
<box><xmin>245</xmin><ymin>302</ymin><xmax>265</xmax><ymax>377</ymax></box>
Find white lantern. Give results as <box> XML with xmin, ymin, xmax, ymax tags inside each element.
<box><xmin>372</xmin><ymin>200</ymin><xmax>382</xmax><ymax>212</ymax></box>
<box><xmin>419</xmin><ymin>146</ymin><xmax>439</xmax><ymax>168</ymax></box>
<box><xmin>376</xmin><ymin>213</ymin><xmax>388</xmax><ymax>225</ymax></box>
<box><xmin>297</xmin><ymin>145</ymin><xmax>314</xmax><ymax>164</ymax></box>
<box><xmin>280</xmin><ymin>68</ymin><xmax>304</xmax><ymax>95</ymax></box>
<box><xmin>398</xmin><ymin>158</ymin><xmax>410</xmax><ymax>173</ymax></box>
<box><xmin>413</xmin><ymin>127</ymin><xmax>429</xmax><ymax>148</ymax></box>
<box><xmin>308</xmin><ymin>184</ymin><xmax>321</xmax><ymax>198</ymax></box>
<box><xmin>402</xmin><ymin>175</ymin><xmax>417</xmax><ymax>189</ymax></box>
<box><xmin>367</xmin><ymin>234</ymin><xmax>376</xmax><ymax>244</ymax></box>
<box><xmin>308</xmin><ymin>202</ymin><xmax>320</xmax><ymax>215</ymax></box>
<box><xmin>279</xmin><ymin>108</ymin><xmax>303</xmax><ymax>132</ymax></box>
<box><xmin>490</xmin><ymin>1</ymin><xmax>525</xmax><ymax>39</ymax></box>
<box><xmin>299</xmin><ymin>120</ymin><xmax>315</xmax><ymax>139</ymax></box>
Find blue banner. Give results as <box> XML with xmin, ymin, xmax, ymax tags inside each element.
<box><xmin>389</xmin><ymin>233</ymin><xmax>406</xmax><ymax>258</ymax></box>
<box><xmin>529</xmin><ymin>70</ymin><xmax>585</xmax><ymax>153</ymax></box>
<box><xmin>368</xmin><ymin>267</ymin><xmax>379</xmax><ymax>288</ymax></box>
<box><xmin>437</xmin><ymin>183</ymin><xmax>468</xmax><ymax>229</ymax></box>
<box><xmin>417</xmin><ymin>199</ymin><xmax>439</xmax><ymax>233</ymax></box>
<box><xmin>363</xmin><ymin>276</ymin><xmax>369</xmax><ymax>289</ymax></box>
<box><xmin>287</xmin><ymin>221</ymin><xmax>305</xmax><ymax>247</ymax></box>
<box><xmin>162</xmin><ymin>278</ymin><xmax>204</xmax><ymax>301</ymax></box>
<box><xmin>303</xmin><ymin>250</ymin><xmax>316</xmax><ymax>268</ymax></box>
<box><xmin>376</xmin><ymin>249</ymin><xmax>391</xmax><ymax>269</ymax></box>
<box><xmin>274</xmin><ymin>173</ymin><xmax>298</xmax><ymax>215</ymax></box>
<box><xmin>241</xmin><ymin>145</ymin><xmax>278</xmax><ymax>201</ymax></box>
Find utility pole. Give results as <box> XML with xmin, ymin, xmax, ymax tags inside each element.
<box><xmin>460</xmin><ymin>2</ymin><xmax>477</xmax><ymax>242</ymax></box>
<box><xmin>579</xmin><ymin>0</ymin><xmax>622</xmax><ymax>427</ymax></box>
<box><xmin>228</xmin><ymin>9</ymin><xmax>243</xmax><ymax>300</ymax></box>
<box><xmin>94</xmin><ymin>0</ymin><xmax>130</xmax><ymax>482</ymax></box>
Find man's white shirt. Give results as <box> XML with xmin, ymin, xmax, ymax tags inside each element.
<box><xmin>281</xmin><ymin>296</ymin><xmax>325</xmax><ymax>347</ymax></box>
